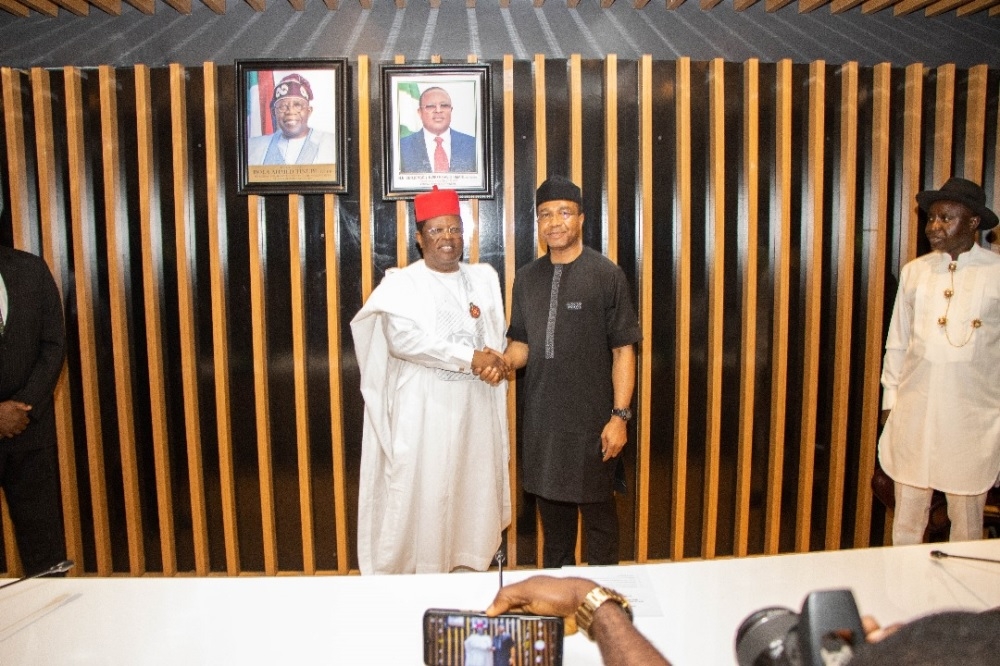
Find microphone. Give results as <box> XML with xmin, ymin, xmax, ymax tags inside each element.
<box><xmin>930</xmin><ymin>550</ymin><xmax>1000</xmax><ymax>565</ymax></box>
<box><xmin>0</xmin><ymin>559</ymin><xmax>75</xmax><ymax>591</ymax></box>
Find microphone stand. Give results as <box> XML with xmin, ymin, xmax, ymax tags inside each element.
<box><xmin>930</xmin><ymin>550</ymin><xmax>1000</xmax><ymax>565</ymax></box>
<box><xmin>0</xmin><ymin>559</ymin><xmax>75</xmax><ymax>591</ymax></box>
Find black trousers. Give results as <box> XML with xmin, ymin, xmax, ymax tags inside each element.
<box><xmin>0</xmin><ymin>445</ymin><xmax>66</xmax><ymax>576</ymax></box>
<box><xmin>536</xmin><ymin>495</ymin><xmax>619</xmax><ymax>568</ymax></box>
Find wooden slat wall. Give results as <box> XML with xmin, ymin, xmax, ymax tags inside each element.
<box><xmin>1</xmin><ymin>55</ymin><xmax>998</xmax><ymax>577</ymax></box>
<box><xmin>824</xmin><ymin>62</ymin><xmax>859</xmax><ymax>551</ymax></box>
<box><xmin>795</xmin><ymin>61</ymin><xmax>825</xmax><ymax>554</ymax></box>
<box><xmin>733</xmin><ymin>59</ymin><xmax>760</xmax><ymax>559</ymax></box>
<box><xmin>135</xmin><ymin>63</ymin><xmax>178</xmax><ymax>576</ymax></box>
<box><xmin>764</xmin><ymin>59</ymin><xmax>792</xmax><ymax>556</ymax></box>
<box><xmin>671</xmin><ymin>58</ymin><xmax>692</xmax><ymax>562</ymax></box>
<box><xmin>204</xmin><ymin>61</ymin><xmax>241</xmax><ymax>576</ymax></box>
<box><xmin>854</xmin><ymin>63</ymin><xmax>893</xmax><ymax>549</ymax></box>
<box><xmin>65</xmin><ymin>66</ymin><xmax>113</xmax><ymax>576</ymax></box>
<box><xmin>701</xmin><ymin>58</ymin><xmax>725</xmax><ymax>559</ymax></box>
<box><xmin>98</xmin><ymin>65</ymin><xmax>144</xmax><ymax>575</ymax></box>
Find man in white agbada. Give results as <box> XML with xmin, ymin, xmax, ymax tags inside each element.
<box><xmin>879</xmin><ymin>177</ymin><xmax>1000</xmax><ymax>545</ymax></box>
<box><xmin>352</xmin><ymin>186</ymin><xmax>511</xmax><ymax>574</ymax></box>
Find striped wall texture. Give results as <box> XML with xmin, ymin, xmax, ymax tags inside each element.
<box><xmin>1</xmin><ymin>56</ymin><xmax>998</xmax><ymax>577</ymax></box>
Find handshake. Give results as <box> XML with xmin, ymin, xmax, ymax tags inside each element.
<box><xmin>471</xmin><ymin>347</ymin><xmax>511</xmax><ymax>387</ymax></box>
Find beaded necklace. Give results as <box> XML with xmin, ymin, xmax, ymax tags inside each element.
<box><xmin>937</xmin><ymin>260</ymin><xmax>983</xmax><ymax>348</ymax></box>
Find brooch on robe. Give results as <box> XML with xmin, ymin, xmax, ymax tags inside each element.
<box><xmin>469</xmin><ymin>302</ymin><xmax>481</xmax><ymax>319</ymax></box>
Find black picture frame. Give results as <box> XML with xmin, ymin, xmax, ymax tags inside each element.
<box><xmin>236</xmin><ymin>58</ymin><xmax>349</xmax><ymax>195</ymax></box>
<box><xmin>381</xmin><ymin>63</ymin><xmax>493</xmax><ymax>199</ymax></box>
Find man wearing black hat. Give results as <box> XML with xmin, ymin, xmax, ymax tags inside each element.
<box><xmin>247</xmin><ymin>72</ymin><xmax>337</xmax><ymax>166</ymax></box>
<box><xmin>879</xmin><ymin>177</ymin><xmax>1000</xmax><ymax>545</ymax></box>
<box><xmin>504</xmin><ymin>176</ymin><xmax>641</xmax><ymax>568</ymax></box>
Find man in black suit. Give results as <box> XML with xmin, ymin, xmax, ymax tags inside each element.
<box><xmin>0</xmin><ymin>243</ymin><xmax>67</xmax><ymax>575</ymax></box>
<box><xmin>399</xmin><ymin>86</ymin><xmax>478</xmax><ymax>173</ymax></box>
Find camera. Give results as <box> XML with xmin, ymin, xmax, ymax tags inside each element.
<box><xmin>735</xmin><ymin>589</ymin><xmax>864</xmax><ymax>666</ymax></box>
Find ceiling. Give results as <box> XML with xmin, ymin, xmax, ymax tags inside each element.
<box><xmin>1</xmin><ymin>0</ymin><xmax>997</xmax><ymax>21</ymax></box>
<box><xmin>0</xmin><ymin>0</ymin><xmax>998</xmax><ymax>70</ymax></box>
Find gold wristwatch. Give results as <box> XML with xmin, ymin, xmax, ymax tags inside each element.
<box><xmin>575</xmin><ymin>586</ymin><xmax>633</xmax><ymax>640</ymax></box>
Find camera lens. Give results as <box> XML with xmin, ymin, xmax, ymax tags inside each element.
<box><xmin>735</xmin><ymin>606</ymin><xmax>799</xmax><ymax>666</ymax></box>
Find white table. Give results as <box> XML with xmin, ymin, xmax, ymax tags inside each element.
<box><xmin>1</xmin><ymin>539</ymin><xmax>998</xmax><ymax>665</ymax></box>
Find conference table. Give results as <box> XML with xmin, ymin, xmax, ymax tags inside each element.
<box><xmin>2</xmin><ymin>539</ymin><xmax>999</xmax><ymax>665</ymax></box>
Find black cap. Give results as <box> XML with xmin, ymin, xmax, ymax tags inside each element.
<box><xmin>916</xmin><ymin>177</ymin><xmax>998</xmax><ymax>230</ymax></box>
<box><xmin>535</xmin><ymin>175</ymin><xmax>582</xmax><ymax>208</ymax></box>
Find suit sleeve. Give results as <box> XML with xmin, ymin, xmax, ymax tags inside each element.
<box><xmin>13</xmin><ymin>262</ymin><xmax>66</xmax><ymax>411</ymax></box>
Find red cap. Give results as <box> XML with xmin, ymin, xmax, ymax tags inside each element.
<box><xmin>414</xmin><ymin>186</ymin><xmax>460</xmax><ymax>222</ymax></box>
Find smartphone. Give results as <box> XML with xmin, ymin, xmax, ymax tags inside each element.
<box><xmin>422</xmin><ymin>608</ymin><xmax>564</xmax><ymax>666</ymax></box>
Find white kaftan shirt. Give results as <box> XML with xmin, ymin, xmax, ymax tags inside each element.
<box><xmin>879</xmin><ymin>244</ymin><xmax>1000</xmax><ymax>494</ymax></box>
<box><xmin>351</xmin><ymin>260</ymin><xmax>510</xmax><ymax>574</ymax></box>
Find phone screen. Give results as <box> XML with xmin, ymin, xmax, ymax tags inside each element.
<box><xmin>422</xmin><ymin>608</ymin><xmax>564</xmax><ymax>666</ymax></box>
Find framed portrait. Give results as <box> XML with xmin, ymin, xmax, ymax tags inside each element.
<box><xmin>381</xmin><ymin>63</ymin><xmax>493</xmax><ymax>199</ymax></box>
<box><xmin>236</xmin><ymin>58</ymin><xmax>349</xmax><ymax>195</ymax></box>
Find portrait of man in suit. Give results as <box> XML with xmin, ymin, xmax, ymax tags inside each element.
<box><xmin>398</xmin><ymin>86</ymin><xmax>478</xmax><ymax>174</ymax></box>
<box><xmin>247</xmin><ymin>72</ymin><xmax>337</xmax><ymax>166</ymax></box>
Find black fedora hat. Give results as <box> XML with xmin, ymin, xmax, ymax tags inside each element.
<box><xmin>916</xmin><ymin>177</ymin><xmax>999</xmax><ymax>230</ymax></box>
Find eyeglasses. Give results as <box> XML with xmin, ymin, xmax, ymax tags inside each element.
<box><xmin>274</xmin><ymin>100</ymin><xmax>308</xmax><ymax>113</ymax></box>
<box><xmin>425</xmin><ymin>226</ymin><xmax>463</xmax><ymax>237</ymax></box>
<box><xmin>537</xmin><ymin>208</ymin><xmax>579</xmax><ymax>222</ymax></box>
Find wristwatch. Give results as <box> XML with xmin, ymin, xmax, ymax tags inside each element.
<box><xmin>575</xmin><ymin>586</ymin><xmax>633</xmax><ymax>640</ymax></box>
<box><xmin>611</xmin><ymin>407</ymin><xmax>633</xmax><ymax>422</ymax></box>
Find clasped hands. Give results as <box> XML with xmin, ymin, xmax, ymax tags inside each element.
<box><xmin>471</xmin><ymin>347</ymin><xmax>509</xmax><ymax>386</ymax></box>
<box><xmin>0</xmin><ymin>400</ymin><xmax>32</xmax><ymax>439</ymax></box>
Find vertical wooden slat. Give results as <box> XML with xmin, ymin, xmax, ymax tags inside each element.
<box><xmin>203</xmin><ymin>61</ymin><xmax>240</xmax><ymax>575</ymax></box>
<box><xmin>764</xmin><ymin>59</ymin><xmax>793</xmax><ymax>556</ymax></box>
<box><xmin>734</xmin><ymin>59</ymin><xmax>760</xmax><ymax>558</ymax></box>
<box><xmin>502</xmin><ymin>55</ymin><xmax>519</xmax><ymax>568</ymax></box>
<box><xmin>933</xmin><ymin>64</ymin><xmax>955</xmax><ymax>187</ymax></box>
<box><xmin>636</xmin><ymin>54</ymin><xmax>653</xmax><ymax>564</ymax></box>
<box><xmin>135</xmin><ymin>64</ymin><xmax>177</xmax><ymax>575</ymax></box>
<box><xmin>64</xmin><ymin>66</ymin><xmax>113</xmax><ymax>575</ymax></box>
<box><xmin>963</xmin><ymin>64</ymin><xmax>987</xmax><ymax>184</ymax></box>
<box><xmin>825</xmin><ymin>62</ymin><xmax>859</xmax><ymax>551</ymax></box>
<box><xmin>569</xmin><ymin>53</ymin><xmax>583</xmax><ymax>566</ymax></box>
<box><xmin>671</xmin><ymin>57</ymin><xmax>692</xmax><ymax>562</ymax></box>
<box><xmin>899</xmin><ymin>64</ymin><xmax>924</xmax><ymax>272</ymax></box>
<box><xmin>325</xmin><ymin>194</ymin><xmax>350</xmax><ymax>574</ymax></box>
<box><xmin>854</xmin><ymin>62</ymin><xmax>892</xmax><ymax>549</ymax></box>
<box><xmin>2</xmin><ymin>68</ymin><xmax>34</xmax><ymax>252</ymax></box>
<box><xmin>534</xmin><ymin>54</ymin><xmax>546</xmax><ymax>260</ymax></box>
<box><xmin>395</xmin><ymin>54</ymin><xmax>409</xmax><ymax>269</ymax></box>
<box><xmin>1</xmin><ymin>501</ymin><xmax>17</xmax><ymax>574</ymax></box>
<box><xmin>795</xmin><ymin>61</ymin><xmax>825</xmax><ymax>554</ymax></box>
<box><xmin>98</xmin><ymin>65</ymin><xmax>145</xmax><ymax>574</ymax></box>
<box><xmin>605</xmin><ymin>55</ymin><xmax>618</xmax><ymax>262</ymax></box>
<box><xmin>569</xmin><ymin>54</ymin><xmax>582</xmax><ymax>186</ymax></box>
<box><xmin>994</xmin><ymin>77</ymin><xmax>1000</xmax><ymax>240</ymax></box>
<box><xmin>358</xmin><ymin>56</ymin><xmax>374</xmax><ymax>301</ymax></box>
<box><xmin>170</xmin><ymin>64</ymin><xmax>209</xmax><ymax>575</ymax></box>
<box><xmin>249</xmin><ymin>195</ymin><xmax>278</xmax><ymax>574</ymax></box>
<box><xmin>289</xmin><ymin>195</ymin><xmax>315</xmax><ymax>574</ymax></box>
<box><xmin>702</xmin><ymin>58</ymin><xmax>725</xmax><ymax>559</ymax></box>
<box><xmin>533</xmin><ymin>53</ymin><xmax>546</xmax><ymax>567</ymax></box>
<box><xmin>27</xmin><ymin>66</ymin><xmax>82</xmax><ymax>574</ymax></box>
<box><xmin>467</xmin><ymin>54</ymin><xmax>480</xmax><ymax>265</ymax></box>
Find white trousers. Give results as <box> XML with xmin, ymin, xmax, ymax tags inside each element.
<box><xmin>892</xmin><ymin>482</ymin><xmax>988</xmax><ymax>546</ymax></box>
